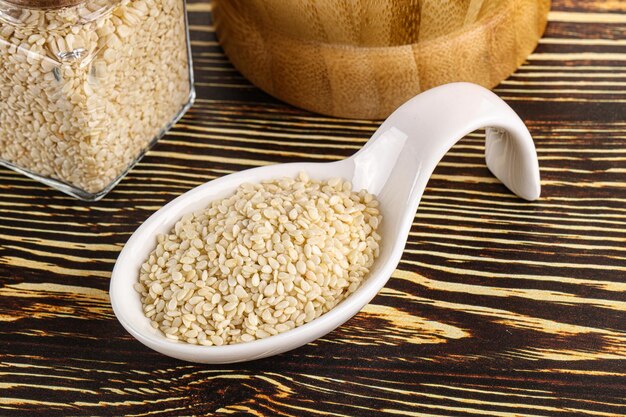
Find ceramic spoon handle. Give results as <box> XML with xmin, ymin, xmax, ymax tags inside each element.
<box><xmin>351</xmin><ymin>82</ymin><xmax>541</xmax><ymax>206</ymax></box>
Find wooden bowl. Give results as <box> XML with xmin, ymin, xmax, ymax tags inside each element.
<box><xmin>213</xmin><ymin>0</ymin><xmax>550</xmax><ymax>119</ymax></box>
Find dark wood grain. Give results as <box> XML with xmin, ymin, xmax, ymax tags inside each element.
<box><xmin>1</xmin><ymin>1</ymin><xmax>626</xmax><ymax>416</ymax></box>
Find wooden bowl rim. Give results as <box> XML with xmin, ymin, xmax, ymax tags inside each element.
<box><xmin>243</xmin><ymin>7</ymin><xmax>510</xmax><ymax>53</ymax></box>
<box><xmin>231</xmin><ymin>1</ymin><xmax>515</xmax><ymax>49</ymax></box>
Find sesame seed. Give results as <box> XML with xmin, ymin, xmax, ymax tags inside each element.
<box><xmin>137</xmin><ymin>173</ymin><xmax>381</xmax><ymax>346</ymax></box>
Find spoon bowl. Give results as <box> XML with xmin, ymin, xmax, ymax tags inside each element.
<box><xmin>110</xmin><ymin>82</ymin><xmax>540</xmax><ymax>363</ymax></box>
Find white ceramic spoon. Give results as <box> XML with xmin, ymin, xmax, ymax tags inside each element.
<box><xmin>110</xmin><ymin>82</ymin><xmax>541</xmax><ymax>363</ymax></box>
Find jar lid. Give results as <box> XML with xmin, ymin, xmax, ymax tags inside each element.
<box><xmin>4</xmin><ymin>0</ymin><xmax>85</xmax><ymax>9</ymax></box>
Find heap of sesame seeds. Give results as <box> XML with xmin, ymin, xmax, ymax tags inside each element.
<box><xmin>135</xmin><ymin>172</ymin><xmax>382</xmax><ymax>346</ymax></box>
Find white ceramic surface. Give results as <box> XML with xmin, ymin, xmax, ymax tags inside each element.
<box><xmin>109</xmin><ymin>82</ymin><xmax>541</xmax><ymax>364</ymax></box>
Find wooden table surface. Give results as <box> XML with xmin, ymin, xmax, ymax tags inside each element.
<box><xmin>1</xmin><ymin>0</ymin><xmax>626</xmax><ymax>415</ymax></box>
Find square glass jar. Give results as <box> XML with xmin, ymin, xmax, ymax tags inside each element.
<box><xmin>0</xmin><ymin>0</ymin><xmax>194</xmax><ymax>200</ymax></box>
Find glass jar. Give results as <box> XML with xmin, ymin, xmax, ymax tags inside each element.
<box><xmin>0</xmin><ymin>0</ymin><xmax>194</xmax><ymax>200</ymax></box>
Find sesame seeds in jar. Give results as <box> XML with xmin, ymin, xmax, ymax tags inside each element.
<box><xmin>0</xmin><ymin>0</ymin><xmax>194</xmax><ymax>200</ymax></box>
